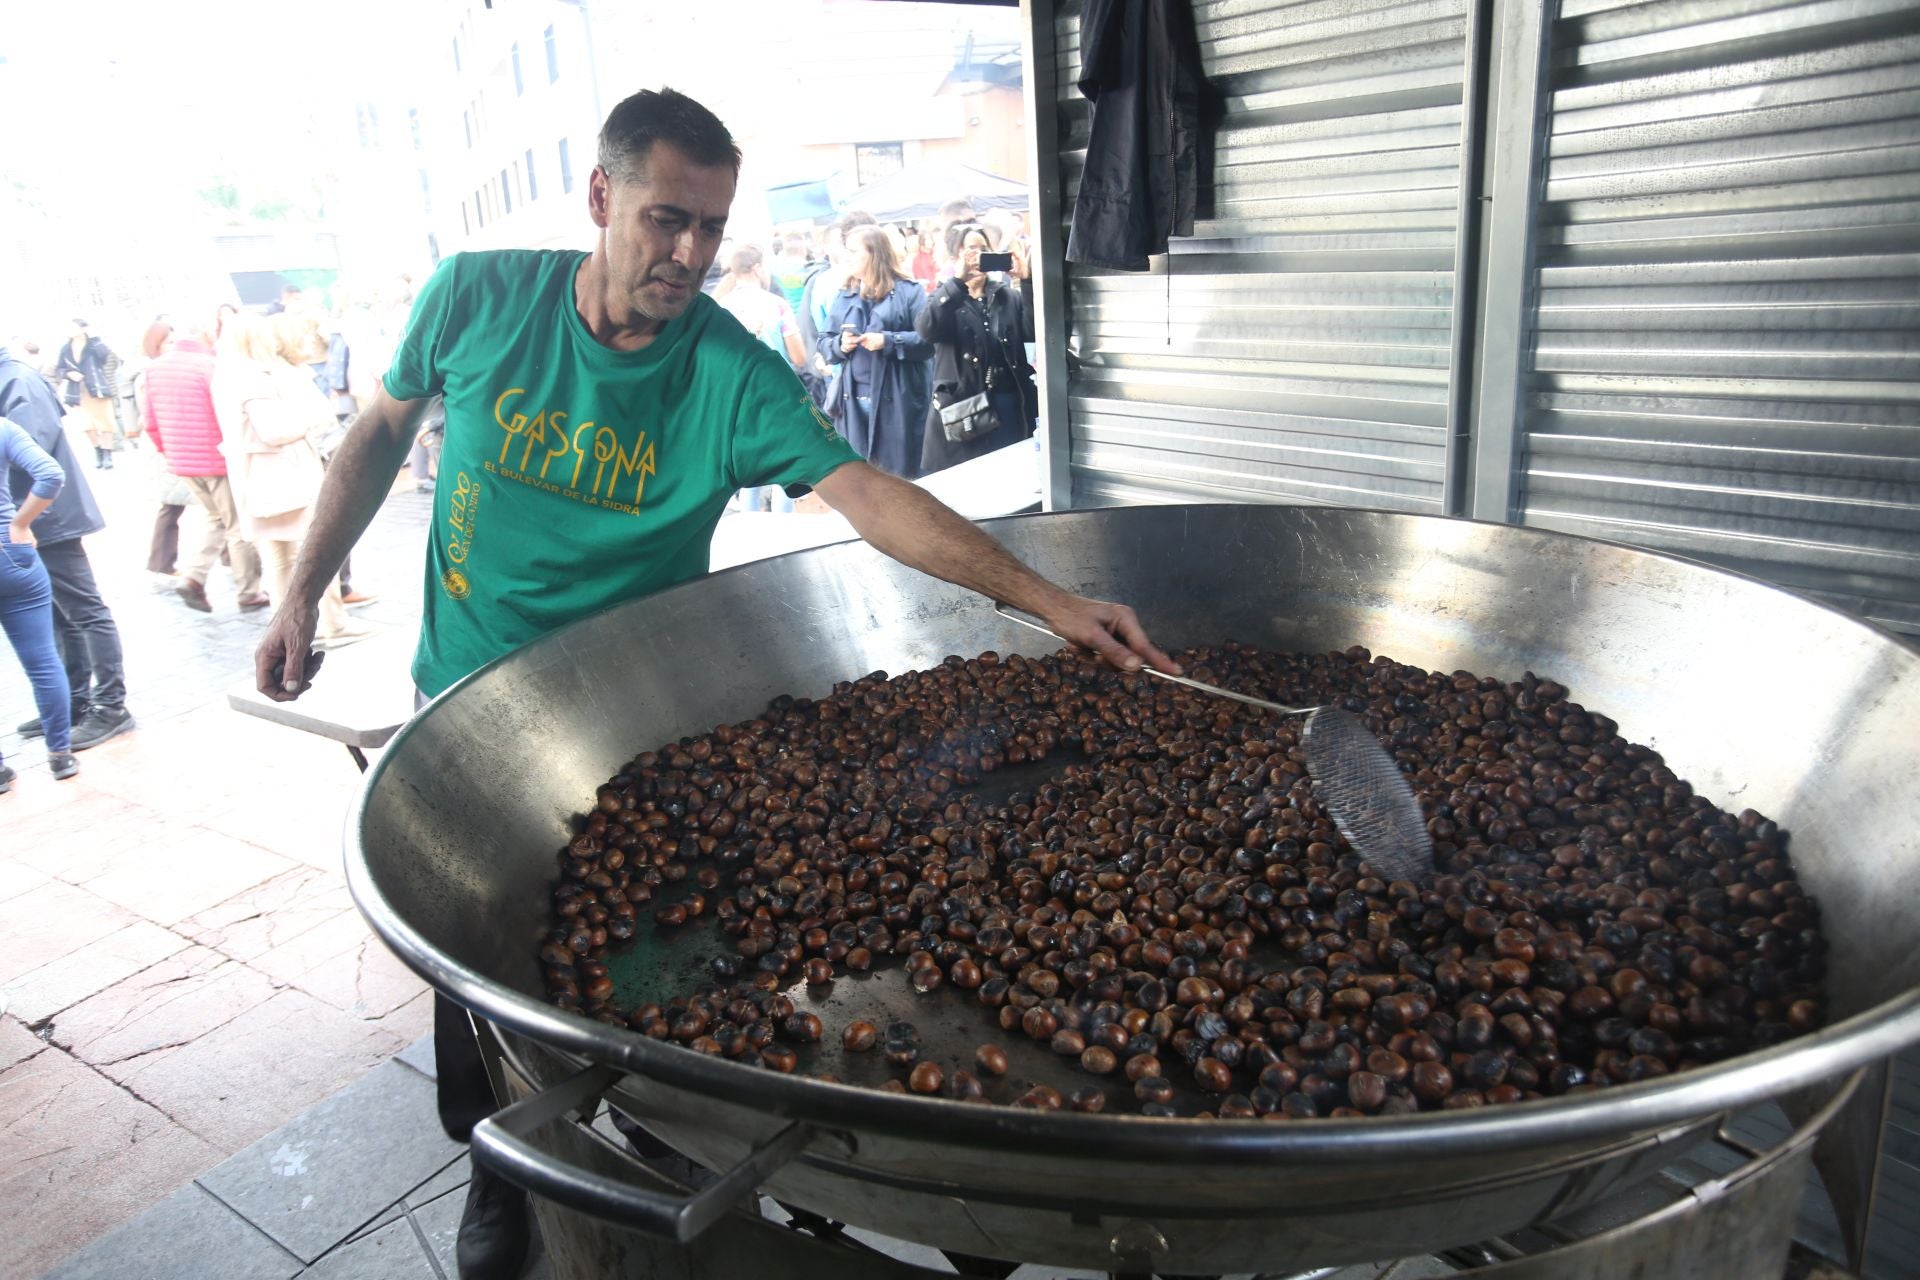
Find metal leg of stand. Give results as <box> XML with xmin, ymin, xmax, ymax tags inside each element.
<box><xmin>347</xmin><ymin>744</ymin><xmax>369</xmax><ymax>772</ymax></box>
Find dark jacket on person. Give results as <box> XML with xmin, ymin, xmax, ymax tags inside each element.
<box><xmin>1066</xmin><ymin>0</ymin><xmax>1219</xmax><ymax>271</ymax></box>
<box><xmin>0</xmin><ymin>346</ymin><xmax>107</xmax><ymax>545</ymax></box>
<box><xmin>916</xmin><ymin>275</ymin><xmax>1036</xmax><ymax>474</ymax></box>
<box><xmin>819</xmin><ymin>279</ymin><xmax>934</xmax><ymax>479</ymax></box>
<box><xmin>54</xmin><ymin>334</ymin><xmax>116</xmax><ymax>401</ymax></box>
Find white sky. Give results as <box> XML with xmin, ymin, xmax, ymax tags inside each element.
<box><xmin>2</xmin><ymin>0</ymin><xmax>424</xmax><ymax>230</ymax></box>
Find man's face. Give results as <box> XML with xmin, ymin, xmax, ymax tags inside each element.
<box><xmin>590</xmin><ymin>141</ymin><xmax>736</xmax><ymax>327</ymax></box>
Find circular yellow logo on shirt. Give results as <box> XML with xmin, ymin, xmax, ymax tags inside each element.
<box><xmin>441</xmin><ymin>569</ymin><xmax>471</xmax><ymax>600</ymax></box>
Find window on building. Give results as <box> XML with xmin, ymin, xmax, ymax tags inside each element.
<box><xmin>408</xmin><ymin>106</ymin><xmax>423</xmax><ymax>153</ymax></box>
<box><xmin>544</xmin><ymin>24</ymin><xmax>559</xmax><ymax>82</ymax></box>
<box><xmin>525</xmin><ymin>147</ymin><xmax>538</xmax><ymax>201</ymax></box>
<box><xmin>511</xmin><ymin>42</ymin><xmax>523</xmax><ymax>96</ymax></box>
<box><xmin>475</xmin><ymin>190</ymin><xmax>485</xmax><ymax>229</ymax></box>
<box><xmin>418</xmin><ymin>168</ymin><xmax>433</xmax><ymax>215</ymax></box>
<box><xmin>453</xmin><ymin>36</ymin><xmax>461</xmax><ymax>74</ymax></box>
<box><xmin>512</xmin><ymin>159</ymin><xmax>524</xmax><ymax>205</ymax></box>
<box><xmin>461</xmin><ymin>200</ymin><xmax>470</xmax><ymax>236</ymax></box>
<box><xmin>855</xmin><ymin>142</ymin><xmax>905</xmax><ymax>186</ymax></box>
<box><xmin>463</xmin><ymin>109</ymin><xmax>472</xmax><ymax>149</ymax></box>
<box><xmin>501</xmin><ymin>168</ymin><xmax>513</xmax><ymax>215</ymax></box>
<box><xmin>558</xmin><ymin>138</ymin><xmax>574</xmax><ymax>194</ymax></box>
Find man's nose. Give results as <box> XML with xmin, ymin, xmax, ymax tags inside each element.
<box><xmin>672</xmin><ymin>229</ymin><xmax>699</xmax><ymax>267</ymax></box>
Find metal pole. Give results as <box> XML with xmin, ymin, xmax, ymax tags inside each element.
<box><xmin>1019</xmin><ymin>0</ymin><xmax>1074</xmax><ymax>512</ymax></box>
<box><xmin>1441</xmin><ymin>0</ymin><xmax>1494</xmax><ymax>518</ymax></box>
<box><xmin>1467</xmin><ymin>0</ymin><xmax>1558</xmax><ymax>525</ymax></box>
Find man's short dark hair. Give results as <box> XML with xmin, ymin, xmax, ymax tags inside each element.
<box><xmin>598</xmin><ymin>87</ymin><xmax>742</xmax><ymax>185</ymax></box>
<box><xmin>836</xmin><ymin>210</ymin><xmax>876</xmax><ymax>239</ymax></box>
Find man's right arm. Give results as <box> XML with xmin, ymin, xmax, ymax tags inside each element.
<box><xmin>254</xmin><ymin>387</ymin><xmax>426</xmax><ymax>700</ymax></box>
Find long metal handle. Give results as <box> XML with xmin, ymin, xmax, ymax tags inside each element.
<box><xmin>992</xmin><ymin>602</ymin><xmax>1313</xmax><ymax>716</ymax></box>
<box><xmin>469</xmin><ymin>1063</ymin><xmax>814</xmax><ymax>1242</ymax></box>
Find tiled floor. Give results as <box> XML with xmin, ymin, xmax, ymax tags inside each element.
<box><xmin>0</xmin><ymin>457</ymin><xmax>457</xmax><ymax>1278</ymax></box>
<box><xmin>38</xmin><ymin>1041</ymin><xmax>554</xmax><ymax>1280</ymax></box>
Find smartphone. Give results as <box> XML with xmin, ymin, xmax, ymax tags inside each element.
<box><xmin>978</xmin><ymin>252</ymin><xmax>1013</xmax><ymax>273</ymax></box>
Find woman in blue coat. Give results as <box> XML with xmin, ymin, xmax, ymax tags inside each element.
<box><xmin>818</xmin><ymin>227</ymin><xmax>934</xmax><ymax>478</ymax></box>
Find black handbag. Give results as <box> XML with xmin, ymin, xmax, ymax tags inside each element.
<box><xmin>937</xmin><ymin>390</ymin><xmax>1001</xmax><ymax>444</ymax></box>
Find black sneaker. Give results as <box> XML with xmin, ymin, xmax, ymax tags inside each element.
<box><xmin>70</xmin><ymin>706</ymin><xmax>135</xmax><ymax>751</ymax></box>
<box><xmin>0</xmin><ymin>764</ymin><xmax>14</xmax><ymax>793</ymax></box>
<box><xmin>16</xmin><ymin>706</ymin><xmax>88</xmax><ymax>739</ymax></box>
<box><xmin>49</xmin><ymin>752</ymin><xmax>78</xmax><ymax>780</ymax></box>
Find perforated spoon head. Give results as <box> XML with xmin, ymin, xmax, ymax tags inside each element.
<box><xmin>1302</xmin><ymin>707</ymin><xmax>1435</xmax><ymax>884</ymax></box>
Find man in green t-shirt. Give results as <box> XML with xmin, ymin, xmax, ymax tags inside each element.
<box><xmin>253</xmin><ymin>88</ymin><xmax>1172</xmax><ymax>1280</ymax></box>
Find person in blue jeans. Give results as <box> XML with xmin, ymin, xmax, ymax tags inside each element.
<box><xmin>0</xmin><ymin>416</ymin><xmax>79</xmax><ymax>792</ymax></box>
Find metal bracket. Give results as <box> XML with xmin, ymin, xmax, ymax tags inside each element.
<box><xmin>469</xmin><ymin>1061</ymin><xmax>814</xmax><ymax>1242</ymax></box>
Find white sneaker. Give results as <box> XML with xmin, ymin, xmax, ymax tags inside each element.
<box><xmin>314</xmin><ymin>625</ymin><xmax>376</xmax><ymax>651</ymax></box>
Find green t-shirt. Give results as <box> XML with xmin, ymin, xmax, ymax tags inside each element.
<box><xmin>385</xmin><ymin>249</ymin><xmax>861</xmax><ymax>696</ymax></box>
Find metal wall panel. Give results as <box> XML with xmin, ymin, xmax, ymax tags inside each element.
<box><xmin>1054</xmin><ymin>0</ymin><xmax>1469</xmax><ymax>510</ymax></box>
<box><xmin>1518</xmin><ymin>0</ymin><xmax>1920</xmax><ymax>635</ymax></box>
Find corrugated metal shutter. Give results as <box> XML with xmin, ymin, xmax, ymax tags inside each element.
<box><xmin>1517</xmin><ymin>0</ymin><xmax>1920</xmax><ymax>636</ymax></box>
<box><xmin>1055</xmin><ymin>0</ymin><xmax>1468</xmax><ymax>511</ymax></box>
<box><xmin>1514</xmin><ymin>4</ymin><xmax>1920</xmax><ymax>1272</ymax></box>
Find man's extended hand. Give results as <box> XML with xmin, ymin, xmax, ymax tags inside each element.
<box><xmin>255</xmin><ymin>601</ymin><xmax>325</xmax><ymax>701</ymax></box>
<box><xmin>1037</xmin><ymin>593</ymin><xmax>1181</xmax><ymax>676</ymax></box>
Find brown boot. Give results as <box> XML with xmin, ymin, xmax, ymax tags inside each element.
<box><xmin>176</xmin><ymin>579</ymin><xmax>213</xmax><ymax>613</ymax></box>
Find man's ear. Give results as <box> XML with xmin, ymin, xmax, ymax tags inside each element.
<box><xmin>587</xmin><ymin>165</ymin><xmax>613</xmax><ymax>229</ymax></box>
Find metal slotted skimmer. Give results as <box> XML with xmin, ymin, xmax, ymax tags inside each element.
<box><xmin>996</xmin><ymin>603</ymin><xmax>1435</xmax><ymax>883</ymax></box>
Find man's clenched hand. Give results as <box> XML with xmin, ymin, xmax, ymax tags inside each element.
<box><xmin>255</xmin><ymin>602</ymin><xmax>325</xmax><ymax>701</ymax></box>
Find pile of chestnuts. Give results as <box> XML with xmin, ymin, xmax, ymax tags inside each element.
<box><xmin>537</xmin><ymin>642</ymin><xmax>1826</xmax><ymax>1119</ymax></box>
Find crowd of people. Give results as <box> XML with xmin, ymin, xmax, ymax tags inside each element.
<box><xmin>709</xmin><ymin>198</ymin><xmax>1040</xmax><ymax>501</ymax></box>
<box><xmin>0</xmin><ymin>283</ymin><xmax>426</xmax><ymax>792</ymax></box>
<box><xmin>1</xmin><ymin>196</ymin><xmax>1041</xmax><ymax>793</ymax></box>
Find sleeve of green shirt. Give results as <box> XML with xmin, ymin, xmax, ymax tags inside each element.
<box><xmin>729</xmin><ymin>353</ymin><xmax>862</xmax><ymax>494</ymax></box>
<box><xmin>382</xmin><ymin>255</ymin><xmax>463</xmax><ymax>403</ymax></box>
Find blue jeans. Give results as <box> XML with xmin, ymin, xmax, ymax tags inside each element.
<box><xmin>0</xmin><ymin>541</ymin><xmax>73</xmax><ymax>759</ymax></box>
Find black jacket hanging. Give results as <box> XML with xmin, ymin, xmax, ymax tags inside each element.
<box><xmin>1066</xmin><ymin>0</ymin><xmax>1219</xmax><ymax>272</ymax></box>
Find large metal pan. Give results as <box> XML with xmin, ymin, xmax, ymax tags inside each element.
<box><xmin>347</xmin><ymin>506</ymin><xmax>1920</xmax><ymax>1273</ymax></box>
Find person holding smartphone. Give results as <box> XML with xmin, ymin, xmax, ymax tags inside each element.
<box><xmin>818</xmin><ymin>225</ymin><xmax>934</xmax><ymax>477</ymax></box>
<box><xmin>915</xmin><ymin>221</ymin><xmax>1038</xmax><ymax>475</ymax></box>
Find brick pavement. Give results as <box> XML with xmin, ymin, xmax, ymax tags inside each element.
<box><xmin>0</xmin><ymin>446</ymin><xmax>462</xmax><ymax>1277</ymax></box>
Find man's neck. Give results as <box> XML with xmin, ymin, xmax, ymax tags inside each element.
<box><xmin>574</xmin><ymin>250</ymin><xmax>667</xmax><ymax>353</ymax></box>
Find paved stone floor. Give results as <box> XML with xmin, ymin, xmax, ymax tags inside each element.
<box><xmin>0</xmin><ymin>449</ymin><xmax>499</xmax><ymax>1278</ymax></box>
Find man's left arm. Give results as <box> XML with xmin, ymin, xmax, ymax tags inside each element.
<box><xmin>812</xmin><ymin>461</ymin><xmax>1178</xmax><ymax>675</ymax></box>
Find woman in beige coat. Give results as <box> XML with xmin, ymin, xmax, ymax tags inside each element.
<box><xmin>212</xmin><ymin>313</ymin><xmax>371</xmax><ymax>650</ymax></box>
